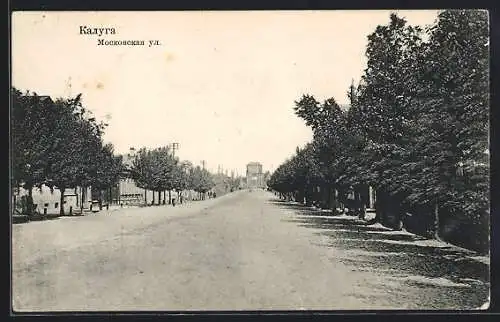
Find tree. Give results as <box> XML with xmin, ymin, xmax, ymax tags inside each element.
<box><xmin>271</xmin><ymin>10</ymin><xmax>488</xmax><ymax>249</ymax></box>
<box><xmin>348</xmin><ymin>13</ymin><xmax>426</xmax><ymax>228</ymax></box>
<box><xmin>44</xmin><ymin>94</ymin><xmax>105</xmax><ymax>215</ymax></box>
<box><xmin>130</xmin><ymin>146</ymin><xmax>182</xmax><ymax>205</ymax></box>
<box><xmin>93</xmin><ymin>143</ymin><xmax>123</xmax><ymax>208</ymax></box>
<box><xmin>189</xmin><ymin>166</ymin><xmax>215</xmax><ymax>199</ymax></box>
<box><xmin>294</xmin><ymin>95</ymin><xmax>355</xmax><ymax>212</ymax></box>
<box><xmin>174</xmin><ymin>160</ymin><xmax>193</xmax><ymax>202</ymax></box>
<box><xmin>130</xmin><ymin>148</ymin><xmax>154</xmax><ymax>205</ymax></box>
<box><xmin>11</xmin><ymin>89</ymin><xmax>54</xmax><ymax>215</ymax></box>
<box><xmin>400</xmin><ymin>10</ymin><xmax>489</xmax><ymax>238</ymax></box>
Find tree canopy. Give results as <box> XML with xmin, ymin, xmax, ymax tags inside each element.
<box><xmin>268</xmin><ymin>10</ymin><xmax>489</xmax><ymax>247</ymax></box>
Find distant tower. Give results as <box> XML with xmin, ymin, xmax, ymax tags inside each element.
<box><xmin>246</xmin><ymin>162</ymin><xmax>264</xmax><ymax>189</ymax></box>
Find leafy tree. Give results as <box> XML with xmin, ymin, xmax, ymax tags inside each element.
<box><xmin>44</xmin><ymin>94</ymin><xmax>105</xmax><ymax>215</ymax></box>
<box><xmin>400</xmin><ymin>10</ymin><xmax>489</xmax><ymax>238</ymax></box>
<box><xmin>294</xmin><ymin>95</ymin><xmax>354</xmax><ymax>211</ymax></box>
<box><xmin>11</xmin><ymin>89</ymin><xmax>54</xmax><ymax>215</ymax></box>
<box><xmin>271</xmin><ymin>10</ymin><xmax>488</xmax><ymax>249</ymax></box>
<box><xmin>189</xmin><ymin>166</ymin><xmax>215</xmax><ymax>199</ymax></box>
<box><xmin>347</xmin><ymin>13</ymin><xmax>426</xmax><ymax>227</ymax></box>
<box><xmin>93</xmin><ymin>143</ymin><xmax>123</xmax><ymax>207</ymax></box>
<box><xmin>174</xmin><ymin>160</ymin><xmax>193</xmax><ymax>201</ymax></box>
<box><xmin>130</xmin><ymin>148</ymin><xmax>154</xmax><ymax>205</ymax></box>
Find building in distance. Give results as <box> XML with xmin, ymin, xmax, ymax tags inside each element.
<box><xmin>246</xmin><ymin>162</ymin><xmax>265</xmax><ymax>189</ymax></box>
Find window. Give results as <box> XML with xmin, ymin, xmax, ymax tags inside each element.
<box><xmin>54</xmin><ymin>202</ymin><xmax>59</xmax><ymax>208</ymax></box>
<box><xmin>44</xmin><ymin>203</ymin><xmax>49</xmax><ymax>208</ymax></box>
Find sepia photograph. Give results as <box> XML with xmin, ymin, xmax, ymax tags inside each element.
<box><xmin>10</xmin><ymin>10</ymin><xmax>490</xmax><ymax>311</ymax></box>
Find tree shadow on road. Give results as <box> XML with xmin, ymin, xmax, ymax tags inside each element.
<box><xmin>276</xmin><ymin>199</ymin><xmax>490</xmax><ymax>289</ymax></box>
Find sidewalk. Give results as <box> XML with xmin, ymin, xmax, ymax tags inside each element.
<box><xmin>280</xmin><ymin>200</ymin><xmax>490</xmax><ymax>267</ymax></box>
<box><xmin>12</xmin><ymin>190</ymin><xmax>245</xmax><ymax>269</ymax></box>
<box><xmin>12</xmin><ymin>195</ymin><xmax>225</xmax><ymax>222</ymax></box>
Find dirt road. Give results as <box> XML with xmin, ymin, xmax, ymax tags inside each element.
<box><xmin>12</xmin><ymin>190</ymin><xmax>489</xmax><ymax>311</ymax></box>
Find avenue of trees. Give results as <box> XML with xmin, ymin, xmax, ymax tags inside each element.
<box><xmin>268</xmin><ymin>10</ymin><xmax>489</xmax><ymax>252</ymax></box>
<box><xmin>11</xmin><ymin>89</ymin><xmax>123</xmax><ymax>216</ymax></box>
<box><xmin>128</xmin><ymin>147</ymin><xmax>217</xmax><ymax>204</ymax></box>
<box><xmin>128</xmin><ymin>148</ymin><xmax>247</xmax><ymax>204</ymax></box>
<box><xmin>11</xmin><ymin>89</ymin><xmax>235</xmax><ymax>216</ymax></box>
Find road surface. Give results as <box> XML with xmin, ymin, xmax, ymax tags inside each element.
<box><xmin>12</xmin><ymin>189</ymin><xmax>489</xmax><ymax>311</ymax></box>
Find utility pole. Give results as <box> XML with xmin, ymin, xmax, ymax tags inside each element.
<box><xmin>202</xmin><ymin>160</ymin><xmax>206</xmax><ymax>170</ymax></box>
<box><xmin>171</xmin><ymin>142</ymin><xmax>179</xmax><ymax>158</ymax></box>
<box><xmin>65</xmin><ymin>76</ymin><xmax>72</xmax><ymax>97</ymax></box>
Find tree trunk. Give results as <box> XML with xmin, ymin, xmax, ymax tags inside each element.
<box><xmin>326</xmin><ymin>185</ymin><xmax>334</xmax><ymax>212</ymax></box>
<box><xmin>357</xmin><ymin>189</ymin><xmax>367</xmax><ymax>220</ymax></box>
<box><xmin>394</xmin><ymin>209</ymin><xmax>404</xmax><ymax>231</ymax></box>
<box><xmin>304</xmin><ymin>188</ymin><xmax>309</xmax><ymax>205</ymax></box>
<box><xmin>434</xmin><ymin>202</ymin><xmax>441</xmax><ymax>240</ymax></box>
<box><xmin>337</xmin><ymin>188</ymin><xmax>344</xmax><ymax>213</ymax></box>
<box><xmin>80</xmin><ymin>186</ymin><xmax>84</xmax><ymax>212</ymax></box>
<box><xmin>372</xmin><ymin>189</ymin><xmax>384</xmax><ymax>224</ymax></box>
<box><xmin>163</xmin><ymin>191</ymin><xmax>166</xmax><ymax>205</ymax></box>
<box><xmin>60</xmin><ymin>187</ymin><xmax>66</xmax><ymax>216</ymax></box>
<box><xmin>99</xmin><ymin>190</ymin><xmax>103</xmax><ymax>210</ymax></box>
<box><xmin>168</xmin><ymin>190</ymin><xmax>172</xmax><ymax>204</ymax></box>
<box><xmin>27</xmin><ymin>186</ymin><xmax>34</xmax><ymax>216</ymax></box>
<box><xmin>322</xmin><ymin>184</ymin><xmax>329</xmax><ymax>209</ymax></box>
<box><xmin>144</xmin><ymin>189</ymin><xmax>148</xmax><ymax>206</ymax></box>
<box><xmin>333</xmin><ymin>188</ymin><xmax>342</xmax><ymax>214</ymax></box>
<box><xmin>152</xmin><ymin>190</ymin><xmax>155</xmax><ymax>205</ymax></box>
<box><xmin>392</xmin><ymin>194</ymin><xmax>404</xmax><ymax>231</ymax></box>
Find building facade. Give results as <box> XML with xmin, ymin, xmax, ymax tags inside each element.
<box><xmin>12</xmin><ymin>185</ymin><xmax>92</xmax><ymax>215</ymax></box>
<box><xmin>118</xmin><ymin>148</ymin><xmax>154</xmax><ymax>205</ymax></box>
<box><xmin>246</xmin><ymin>162</ymin><xmax>265</xmax><ymax>189</ymax></box>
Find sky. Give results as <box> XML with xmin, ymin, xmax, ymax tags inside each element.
<box><xmin>12</xmin><ymin>10</ymin><xmax>439</xmax><ymax>175</ymax></box>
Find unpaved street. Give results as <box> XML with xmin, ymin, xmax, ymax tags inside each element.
<box><xmin>12</xmin><ymin>190</ymin><xmax>489</xmax><ymax>311</ymax></box>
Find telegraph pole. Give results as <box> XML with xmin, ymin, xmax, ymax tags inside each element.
<box><xmin>171</xmin><ymin>142</ymin><xmax>179</xmax><ymax>158</ymax></box>
<box><xmin>65</xmin><ymin>76</ymin><xmax>72</xmax><ymax>97</ymax></box>
<box><xmin>202</xmin><ymin>160</ymin><xmax>206</xmax><ymax>170</ymax></box>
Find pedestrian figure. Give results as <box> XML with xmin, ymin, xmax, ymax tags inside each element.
<box><xmin>172</xmin><ymin>198</ymin><xmax>176</xmax><ymax>207</ymax></box>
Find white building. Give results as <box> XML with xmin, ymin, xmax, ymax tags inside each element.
<box><xmin>12</xmin><ymin>185</ymin><xmax>92</xmax><ymax>215</ymax></box>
